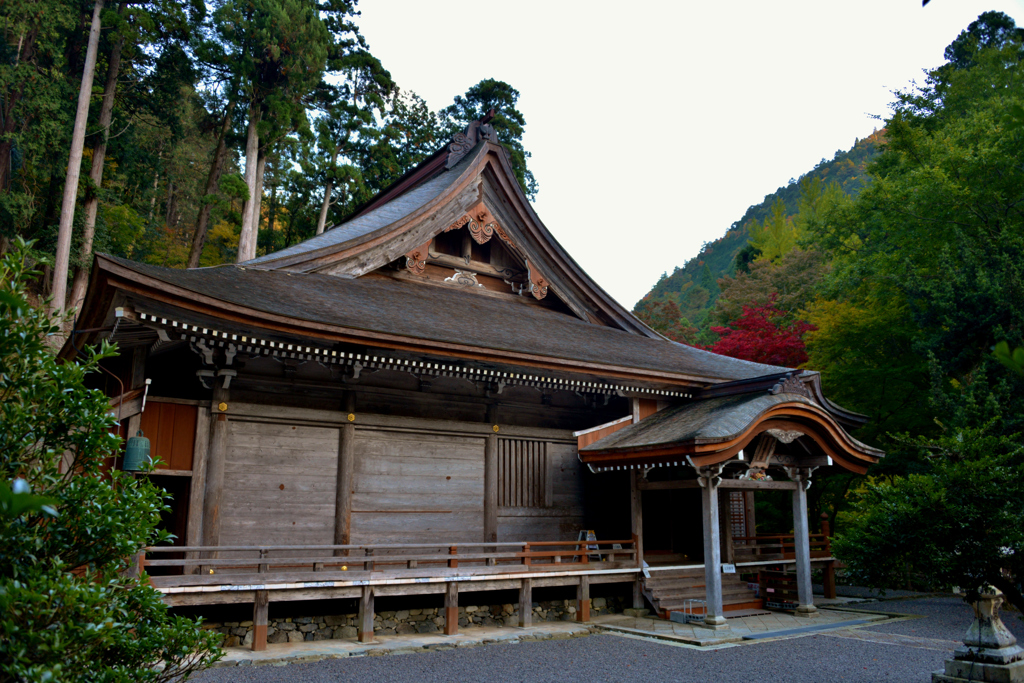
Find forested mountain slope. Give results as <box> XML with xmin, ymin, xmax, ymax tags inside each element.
<box><xmin>636</xmin><ymin>129</ymin><xmax>884</xmax><ymax>337</ymax></box>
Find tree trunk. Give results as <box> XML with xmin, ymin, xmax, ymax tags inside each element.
<box><xmin>50</xmin><ymin>0</ymin><xmax>105</xmax><ymax>316</ymax></box>
<box><xmin>315</xmin><ymin>178</ymin><xmax>333</xmax><ymax>236</ymax></box>
<box><xmin>186</xmin><ymin>100</ymin><xmax>235</xmax><ymax>269</ymax></box>
<box><xmin>242</xmin><ymin>148</ymin><xmax>266</xmax><ymax>261</ymax></box>
<box><xmin>69</xmin><ymin>30</ymin><xmax>124</xmax><ymax>315</ymax></box>
<box><xmin>267</xmin><ymin>170</ymin><xmax>277</xmax><ymax>252</ymax></box>
<box><xmin>164</xmin><ymin>180</ymin><xmax>178</xmax><ymax>227</ymax></box>
<box><xmin>315</xmin><ymin>147</ymin><xmax>343</xmax><ymax>235</ymax></box>
<box><xmin>236</xmin><ymin>99</ymin><xmax>261</xmax><ymax>263</ymax></box>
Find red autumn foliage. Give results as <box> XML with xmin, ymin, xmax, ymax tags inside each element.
<box><xmin>709</xmin><ymin>294</ymin><xmax>816</xmax><ymax>367</ymax></box>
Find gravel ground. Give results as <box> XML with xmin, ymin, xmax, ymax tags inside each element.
<box><xmin>193</xmin><ymin>632</ymin><xmax>943</xmax><ymax>683</ymax></box>
<box><xmin>845</xmin><ymin>597</ymin><xmax>1024</xmax><ymax>642</ymax></box>
<box><xmin>814</xmin><ymin>584</ymin><xmax>936</xmax><ymax>600</ymax></box>
<box><xmin>192</xmin><ymin>596</ymin><xmax>1019</xmax><ymax>683</ymax></box>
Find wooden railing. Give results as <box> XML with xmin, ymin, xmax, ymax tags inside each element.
<box><xmin>731</xmin><ymin>533</ymin><xmax>832</xmax><ymax>563</ymax></box>
<box><xmin>142</xmin><ymin>539</ymin><xmax>638</xmax><ymax>585</ymax></box>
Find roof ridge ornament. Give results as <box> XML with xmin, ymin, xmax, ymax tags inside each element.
<box><xmin>445</xmin><ymin>109</ymin><xmax>499</xmax><ymax>169</ymax></box>
<box><xmin>770</xmin><ymin>374</ymin><xmax>812</xmax><ymax>399</ymax></box>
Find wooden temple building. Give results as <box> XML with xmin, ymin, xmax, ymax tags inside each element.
<box><xmin>67</xmin><ymin>117</ymin><xmax>883</xmax><ymax>648</ymax></box>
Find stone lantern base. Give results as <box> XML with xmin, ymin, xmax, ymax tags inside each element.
<box><xmin>933</xmin><ymin>587</ymin><xmax>1024</xmax><ymax>683</ymax></box>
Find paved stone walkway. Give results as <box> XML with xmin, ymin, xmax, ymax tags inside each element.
<box><xmin>822</xmin><ymin>628</ymin><xmax>961</xmax><ymax>652</ymax></box>
<box><xmin>591</xmin><ymin>608</ymin><xmax>888</xmax><ymax>646</ymax></box>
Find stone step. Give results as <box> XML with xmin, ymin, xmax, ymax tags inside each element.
<box><xmin>654</xmin><ymin>585</ymin><xmax>756</xmax><ymax>601</ymax></box>
<box><xmin>657</xmin><ymin>596</ymin><xmax>761</xmax><ymax>612</ymax></box>
<box><xmin>645</xmin><ymin>577</ymin><xmax>752</xmax><ymax>592</ymax></box>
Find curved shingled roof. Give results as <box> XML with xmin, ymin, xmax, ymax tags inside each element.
<box><xmin>578</xmin><ymin>391</ymin><xmax>883</xmax><ymax>473</ymax></box>
<box><xmin>98</xmin><ymin>255</ymin><xmax>790</xmax><ymax>383</ymax></box>
<box><xmin>244</xmin><ymin>148</ymin><xmax>478</xmax><ymax>268</ymax></box>
<box><xmin>580</xmin><ymin>393</ymin><xmax>879</xmax><ymax>453</ymax></box>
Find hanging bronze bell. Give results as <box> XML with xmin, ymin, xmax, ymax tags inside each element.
<box><xmin>123</xmin><ymin>430</ymin><xmax>151</xmax><ymax>471</ymax></box>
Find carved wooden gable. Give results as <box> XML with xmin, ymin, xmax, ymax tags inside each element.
<box><xmin>399</xmin><ymin>200</ymin><xmax>552</xmax><ymax>302</ymax></box>
<box><xmin>245</xmin><ymin>119</ymin><xmax>658</xmax><ymax>337</ymax></box>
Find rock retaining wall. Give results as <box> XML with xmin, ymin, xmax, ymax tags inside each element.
<box><xmin>204</xmin><ymin>597</ymin><xmax>626</xmax><ymax>647</ymax></box>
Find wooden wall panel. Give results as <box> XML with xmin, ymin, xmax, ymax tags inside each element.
<box><xmin>548</xmin><ymin>442</ymin><xmax>585</xmax><ymax>509</ymax></box>
<box><xmin>496</xmin><ymin>440</ymin><xmax>586</xmax><ymax>541</ymax></box>
<box><xmin>497</xmin><ymin>512</ymin><xmax>584</xmax><ymax>542</ymax></box>
<box><xmin>220</xmin><ymin>420</ymin><xmax>339</xmax><ymax>552</ymax></box>
<box><xmin>140</xmin><ymin>402</ymin><xmax>198</xmax><ymax>471</ymax></box>
<box><xmin>351</xmin><ymin>429</ymin><xmax>485</xmax><ymax>545</ymax></box>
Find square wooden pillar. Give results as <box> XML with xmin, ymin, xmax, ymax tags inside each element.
<box><xmin>444</xmin><ymin>582</ymin><xmax>458</xmax><ymax>636</ymax></box>
<box><xmin>519</xmin><ymin>578</ymin><xmax>533</xmax><ymax>627</ymax></box>
<box><xmin>358</xmin><ymin>585</ymin><xmax>374</xmax><ymax>642</ymax></box>
<box><xmin>251</xmin><ymin>590</ymin><xmax>268</xmax><ymax>651</ymax></box>
<box><xmin>576</xmin><ymin>575</ymin><xmax>590</xmax><ymax>623</ymax></box>
<box><xmin>629</xmin><ymin>468</ymin><xmax>645</xmax><ymax>609</ymax></box>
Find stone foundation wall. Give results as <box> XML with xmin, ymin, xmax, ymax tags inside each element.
<box><xmin>205</xmin><ymin>597</ymin><xmax>626</xmax><ymax>648</ymax></box>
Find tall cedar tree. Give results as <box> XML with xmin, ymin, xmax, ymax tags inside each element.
<box><xmin>441</xmin><ymin>79</ymin><xmax>537</xmax><ymax>200</ymax></box>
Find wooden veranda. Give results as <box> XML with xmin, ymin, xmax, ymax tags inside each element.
<box><xmin>144</xmin><ymin>538</ymin><xmax>638</xmax><ymax>651</ymax></box>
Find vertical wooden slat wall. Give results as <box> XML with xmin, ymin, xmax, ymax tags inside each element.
<box><xmin>498</xmin><ymin>439</ymin><xmax>548</xmax><ymax>508</ymax></box>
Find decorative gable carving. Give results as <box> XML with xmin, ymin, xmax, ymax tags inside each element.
<box><xmin>445</xmin><ymin>203</ymin><xmax>519</xmax><ymax>253</ymax></box>
<box><xmin>444</xmin><ymin>270</ymin><xmax>482</xmax><ymax>288</ymax></box>
<box><xmin>445</xmin><ymin>215</ymin><xmax>471</xmax><ymax>233</ymax></box>
<box><xmin>403</xmin><ymin>239</ymin><xmax>432</xmax><ymax>276</ymax></box>
<box><xmin>526</xmin><ymin>260</ymin><xmax>549</xmax><ymax>300</ymax></box>
<box><xmin>468</xmin><ymin>211</ymin><xmax>496</xmax><ymax>245</ymax></box>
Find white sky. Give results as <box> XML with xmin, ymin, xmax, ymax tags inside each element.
<box><xmin>357</xmin><ymin>0</ymin><xmax>1024</xmax><ymax>310</ymax></box>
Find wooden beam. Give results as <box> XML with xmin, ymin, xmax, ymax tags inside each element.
<box><xmin>576</xmin><ymin>574</ymin><xmax>590</xmax><ymax>623</ymax></box>
<box><xmin>130</xmin><ymin>345</ymin><xmax>147</xmax><ymax>389</ymax></box>
<box><xmin>335</xmin><ymin>393</ymin><xmax>355</xmax><ymax>550</ymax></box>
<box><xmin>184</xmin><ymin>407</ymin><xmax>211</xmax><ymax>573</ymax></box>
<box><xmin>251</xmin><ymin>590</ymin><xmax>268</xmax><ymax>651</ymax></box>
<box><xmin>444</xmin><ymin>582</ymin><xmax>458</xmax><ymax>636</ymax></box>
<box><xmin>162</xmin><ymin>571</ymin><xmax>641</xmax><ymax>607</ymax></box>
<box><xmin>484</xmin><ymin>405</ymin><xmax>498</xmax><ymax>543</ymax></box>
<box><xmin>358</xmin><ymin>585</ymin><xmax>374</xmax><ymax>642</ymax></box>
<box><xmin>201</xmin><ymin>385</ymin><xmax>229</xmax><ymax>554</ymax></box>
<box><xmin>637</xmin><ymin>478</ymin><xmax>798</xmax><ymax>491</ymax></box>
<box><xmin>629</xmin><ymin>469</ymin><xmax>644</xmax><ymax>609</ymax></box>
<box><xmin>519</xmin><ymin>578</ymin><xmax>532</xmax><ymax>627</ymax></box>
<box><xmin>224</xmin><ymin>401</ymin><xmax>577</xmax><ymax>443</ymax></box>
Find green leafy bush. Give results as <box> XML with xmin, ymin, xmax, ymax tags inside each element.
<box><xmin>833</xmin><ymin>420</ymin><xmax>1024</xmax><ymax>614</ymax></box>
<box><xmin>0</xmin><ymin>239</ymin><xmax>221</xmax><ymax>682</ymax></box>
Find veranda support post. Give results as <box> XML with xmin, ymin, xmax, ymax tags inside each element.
<box><xmin>698</xmin><ymin>465</ymin><xmax>728</xmax><ymax>629</ymax></box>
<box><xmin>787</xmin><ymin>467</ymin><xmax>818</xmax><ymax>617</ymax></box>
